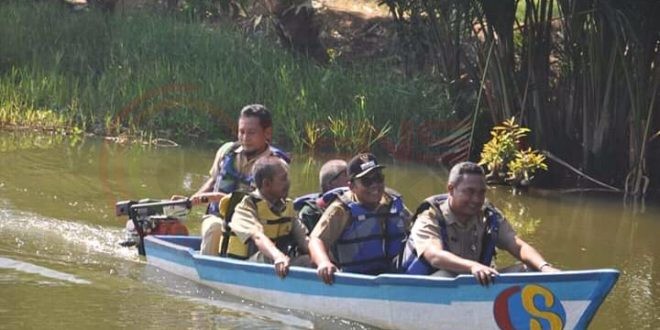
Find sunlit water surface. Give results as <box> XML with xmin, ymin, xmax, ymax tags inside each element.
<box><xmin>0</xmin><ymin>132</ymin><xmax>657</xmax><ymax>329</ymax></box>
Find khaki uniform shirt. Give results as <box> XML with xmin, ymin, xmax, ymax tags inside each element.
<box><xmin>229</xmin><ymin>190</ymin><xmax>309</xmax><ymax>250</ymax></box>
<box><xmin>409</xmin><ymin>199</ymin><xmax>517</xmax><ymax>263</ymax></box>
<box><xmin>311</xmin><ymin>191</ymin><xmax>412</xmax><ymax>263</ymax></box>
<box><xmin>209</xmin><ymin>143</ymin><xmax>275</xmax><ymax>192</ymax></box>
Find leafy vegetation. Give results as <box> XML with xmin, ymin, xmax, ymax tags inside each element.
<box><xmin>479</xmin><ymin>117</ymin><xmax>547</xmax><ymax>188</ymax></box>
<box><xmin>0</xmin><ymin>100</ymin><xmax>70</xmax><ymax>132</ymax></box>
<box><xmin>506</xmin><ymin>148</ymin><xmax>548</xmax><ymax>187</ymax></box>
<box><xmin>0</xmin><ymin>0</ymin><xmax>446</xmax><ymax>153</ymax></box>
<box><xmin>380</xmin><ymin>0</ymin><xmax>658</xmax><ymax>195</ymax></box>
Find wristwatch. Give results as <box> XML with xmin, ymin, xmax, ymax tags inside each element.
<box><xmin>538</xmin><ymin>262</ymin><xmax>552</xmax><ymax>270</ymax></box>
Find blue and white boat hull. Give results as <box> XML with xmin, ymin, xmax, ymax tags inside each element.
<box><xmin>144</xmin><ymin>235</ymin><xmax>618</xmax><ymax>329</ymax></box>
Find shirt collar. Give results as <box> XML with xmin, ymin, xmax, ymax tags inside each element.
<box><xmin>254</xmin><ymin>189</ymin><xmax>287</xmax><ymax>214</ymax></box>
<box><xmin>440</xmin><ymin>199</ymin><xmax>482</xmax><ymax>227</ymax></box>
<box><xmin>348</xmin><ymin>191</ymin><xmax>391</xmax><ymax>211</ymax></box>
<box><xmin>234</xmin><ymin>144</ymin><xmax>270</xmax><ymax>154</ymax></box>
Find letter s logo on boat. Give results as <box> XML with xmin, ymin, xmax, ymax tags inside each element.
<box><xmin>493</xmin><ymin>284</ymin><xmax>566</xmax><ymax>330</ymax></box>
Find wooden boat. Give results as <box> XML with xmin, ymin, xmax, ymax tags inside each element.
<box><xmin>144</xmin><ymin>235</ymin><xmax>619</xmax><ymax>329</ymax></box>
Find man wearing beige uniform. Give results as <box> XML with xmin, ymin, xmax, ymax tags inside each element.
<box><xmin>180</xmin><ymin>104</ymin><xmax>289</xmax><ymax>255</ymax></box>
<box><xmin>221</xmin><ymin>156</ymin><xmax>309</xmax><ymax>278</ymax></box>
<box><xmin>401</xmin><ymin>161</ymin><xmax>559</xmax><ymax>285</ymax></box>
<box><xmin>309</xmin><ymin>153</ymin><xmax>412</xmax><ymax>284</ymax></box>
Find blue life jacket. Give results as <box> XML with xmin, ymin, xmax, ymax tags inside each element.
<box><xmin>208</xmin><ymin>143</ymin><xmax>290</xmax><ymax>215</ymax></box>
<box><xmin>331</xmin><ymin>189</ymin><xmax>408</xmax><ymax>275</ymax></box>
<box><xmin>293</xmin><ymin>186</ymin><xmax>350</xmax><ymax>212</ymax></box>
<box><xmin>401</xmin><ymin>194</ymin><xmax>500</xmax><ymax>275</ymax></box>
<box><xmin>294</xmin><ymin>187</ymin><xmax>351</xmax><ymax>232</ymax></box>
<box><xmin>292</xmin><ymin>193</ymin><xmax>321</xmax><ymax>212</ymax></box>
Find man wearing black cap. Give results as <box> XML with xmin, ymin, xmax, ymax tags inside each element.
<box><xmin>309</xmin><ymin>153</ymin><xmax>412</xmax><ymax>284</ymax></box>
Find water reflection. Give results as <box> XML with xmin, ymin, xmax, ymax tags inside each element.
<box><xmin>487</xmin><ymin>188</ymin><xmax>541</xmax><ymax>236</ymax></box>
<box><xmin>0</xmin><ymin>132</ymin><xmax>77</xmax><ymax>152</ymax></box>
<box><xmin>181</xmin><ymin>296</ymin><xmax>315</xmax><ymax>329</ymax></box>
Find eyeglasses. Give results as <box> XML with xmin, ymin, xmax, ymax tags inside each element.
<box><xmin>329</xmin><ymin>170</ymin><xmax>346</xmax><ymax>183</ymax></box>
<box><xmin>357</xmin><ymin>172</ymin><xmax>385</xmax><ymax>187</ymax></box>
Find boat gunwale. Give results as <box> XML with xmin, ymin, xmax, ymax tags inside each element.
<box><xmin>144</xmin><ymin>235</ymin><xmax>620</xmax><ymax>329</ymax></box>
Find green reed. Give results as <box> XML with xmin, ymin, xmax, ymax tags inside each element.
<box><xmin>0</xmin><ymin>0</ymin><xmax>449</xmax><ymax>153</ymax></box>
<box><xmin>382</xmin><ymin>0</ymin><xmax>658</xmax><ymax>194</ymax></box>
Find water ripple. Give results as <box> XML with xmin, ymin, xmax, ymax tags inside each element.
<box><xmin>0</xmin><ymin>256</ymin><xmax>91</xmax><ymax>284</ymax></box>
<box><xmin>0</xmin><ymin>202</ymin><xmax>138</xmax><ymax>262</ymax></box>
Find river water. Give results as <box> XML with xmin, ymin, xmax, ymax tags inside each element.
<box><xmin>0</xmin><ymin>132</ymin><xmax>657</xmax><ymax>329</ymax></box>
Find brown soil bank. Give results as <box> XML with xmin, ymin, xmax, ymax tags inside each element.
<box><xmin>66</xmin><ymin>0</ymin><xmax>394</xmax><ymax>63</ymax></box>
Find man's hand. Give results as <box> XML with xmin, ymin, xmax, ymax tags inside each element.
<box><xmin>171</xmin><ymin>193</ymin><xmax>206</xmax><ymax>206</ymax></box>
<box><xmin>273</xmin><ymin>255</ymin><xmax>290</xmax><ymax>278</ymax></box>
<box><xmin>189</xmin><ymin>192</ymin><xmax>224</xmax><ymax>206</ymax></box>
<box><xmin>316</xmin><ymin>260</ymin><xmax>338</xmax><ymax>285</ymax></box>
<box><xmin>470</xmin><ymin>264</ymin><xmax>499</xmax><ymax>286</ymax></box>
<box><xmin>251</xmin><ymin>231</ymin><xmax>291</xmax><ymax>279</ymax></box>
<box><xmin>189</xmin><ymin>193</ymin><xmax>205</xmax><ymax>206</ymax></box>
<box><xmin>539</xmin><ymin>263</ymin><xmax>560</xmax><ymax>273</ymax></box>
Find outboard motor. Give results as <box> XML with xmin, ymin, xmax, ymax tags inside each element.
<box><xmin>115</xmin><ymin>199</ymin><xmax>191</xmax><ymax>255</ymax></box>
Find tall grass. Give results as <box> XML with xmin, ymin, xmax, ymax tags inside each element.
<box><xmin>0</xmin><ymin>0</ymin><xmax>449</xmax><ymax>153</ymax></box>
<box><xmin>382</xmin><ymin>0</ymin><xmax>659</xmax><ymax>195</ymax></box>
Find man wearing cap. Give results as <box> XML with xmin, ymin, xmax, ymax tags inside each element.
<box><xmin>309</xmin><ymin>153</ymin><xmax>412</xmax><ymax>284</ymax></box>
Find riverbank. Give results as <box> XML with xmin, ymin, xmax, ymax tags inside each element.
<box><xmin>0</xmin><ymin>0</ymin><xmax>450</xmax><ymax>153</ymax></box>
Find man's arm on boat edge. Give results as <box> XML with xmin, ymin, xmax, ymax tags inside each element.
<box><xmin>504</xmin><ymin>236</ymin><xmax>560</xmax><ymax>273</ymax></box>
<box><xmin>309</xmin><ymin>237</ymin><xmax>337</xmax><ymax>284</ymax></box>
<box><xmin>251</xmin><ymin>231</ymin><xmax>291</xmax><ymax>278</ymax></box>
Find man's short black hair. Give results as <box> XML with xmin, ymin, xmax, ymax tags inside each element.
<box><xmin>240</xmin><ymin>104</ymin><xmax>272</xmax><ymax>130</ymax></box>
<box><xmin>448</xmin><ymin>161</ymin><xmax>485</xmax><ymax>186</ymax></box>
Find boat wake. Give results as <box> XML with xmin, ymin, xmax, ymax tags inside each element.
<box><xmin>181</xmin><ymin>296</ymin><xmax>315</xmax><ymax>329</ymax></box>
<box><xmin>0</xmin><ymin>201</ymin><xmax>368</xmax><ymax>329</ymax></box>
<box><xmin>0</xmin><ymin>256</ymin><xmax>91</xmax><ymax>284</ymax></box>
<box><xmin>0</xmin><ymin>201</ymin><xmax>138</xmax><ymax>263</ymax></box>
